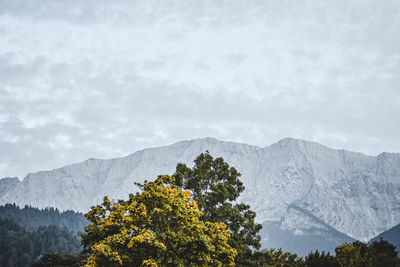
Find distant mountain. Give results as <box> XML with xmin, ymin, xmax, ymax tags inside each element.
<box><xmin>0</xmin><ymin>177</ymin><xmax>19</xmax><ymax>196</ymax></box>
<box><xmin>260</xmin><ymin>204</ymin><xmax>355</xmax><ymax>255</ymax></box>
<box><xmin>1</xmin><ymin>137</ymin><xmax>400</xmax><ymax>255</ymax></box>
<box><xmin>369</xmin><ymin>223</ymin><xmax>400</xmax><ymax>250</ymax></box>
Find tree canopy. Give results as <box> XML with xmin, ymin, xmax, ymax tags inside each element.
<box><xmin>303</xmin><ymin>250</ymin><xmax>339</xmax><ymax>267</ymax></box>
<box><xmin>335</xmin><ymin>239</ymin><xmax>400</xmax><ymax>267</ymax></box>
<box><xmin>0</xmin><ymin>219</ymin><xmax>81</xmax><ymax>267</ymax></box>
<box><xmin>0</xmin><ymin>203</ymin><xmax>87</xmax><ymax>234</ymax></box>
<box><xmin>31</xmin><ymin>251</ymin><xmax>84</xmax><ymax>267</ymax></box>
<box><xmin>81</xmin><ymin>175</ymin><xmax>236</xmax><ymax>266</ymax></box>
<box><xmin>255</xmin><ymin>248</ymin><xmax>303</xmax><ymax>267</ymax></box>
<box><xmin>172</xmin><ymin>152</ymin><xmax>262</xmax><ymax>266</ymax></box>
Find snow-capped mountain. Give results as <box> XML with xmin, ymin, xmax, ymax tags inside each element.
<box><xmin>1</xmin><ymin>137</ymin><xmax>399</xmax><ymax>252</ymax></box>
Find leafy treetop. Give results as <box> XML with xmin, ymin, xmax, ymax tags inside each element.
<box><xmin>81</xmin><ymin>175</ymin><xmax>237</xmax><ymax>267</ymax></box>
<box><xmin>172</xmin><ymin>152</ymin><xmax>262</xmax><ymax>266</ymax></box>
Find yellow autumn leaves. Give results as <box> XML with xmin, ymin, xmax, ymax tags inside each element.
<box><xmin>81</xmin><ymin>175</ymin><xmax>237</xmax><ymax>266</ymax></box>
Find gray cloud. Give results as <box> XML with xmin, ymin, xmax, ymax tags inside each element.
<box><xmin>1</xmin><ymin>0</ymin><xmax>400</xmax><ymax>178</ymax></box>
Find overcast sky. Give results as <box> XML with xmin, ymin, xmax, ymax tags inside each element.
<box><xmin>1</xmin><ymin>0</ymin><xmax>400</xmax><ymax>179</ymax></box>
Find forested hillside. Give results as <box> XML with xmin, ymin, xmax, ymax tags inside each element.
<box><xmin>0</xmin><ymin>203</ymin><xmax>88</xmax><ymax>233</ymax></box>
<box><xmin>0</xmin><ymin>205</ymin><xmax>87</xmax><ymax>267</ymax></box>
<box><xmin>370</xmin><ymin>224</ymin><xmax>400</xmax><ymax>251</ymax></box>
<box><xmin>0</xmin><ymin>219</ymin><xmax>81</xmax><ymax>267</ymax></box>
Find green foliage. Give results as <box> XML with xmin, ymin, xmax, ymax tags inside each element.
<box><xmin>335</xmin><ymin>239</ymin><xmax>400</xmax><ymax>267</ymax></box>
<box><xmin>335</xmin><ymin>241</ymin><xmax>370</xmax><ymax>267</ymax></box>
<box><xmin>369</xmin><ymin>238</ymin><xmax>400</xmax><ymax>267</ymax></box>
<box><xmin>253</xmin><ymin>240</ymin><xmax>400</xmax><ymax>267</ymax></box>
<box><xmin>31</xmin><ymin>251</ymin><xmax>84</xmax><ymax>267</ymax></box>
<box><xmin>254</xmin><ymin>248</ymin><xmax>303</xmax><ymax>267</ymax></box>
<box><xmin>0</xmin><ymin>203</ymin><xmax>88</xmax><ymax>233</ymax></box>
<box><xmin>172</xmin><ymin>152</ymin><xmax>262</xmax><ymax>266</ymax></box>
<box><xmin>304</xmin><ymin>250</ymin><xmax>339</xmax><ymax>267</ymax></box>
<box><xmin>81</xmin><ymin>175</ymin><xmax>237</xmax><ymax>266</ymax></box>
<box><xmin>0</xmin><ymin>219</ymin><xmax>81</xmax><ymax>267</ymax></box>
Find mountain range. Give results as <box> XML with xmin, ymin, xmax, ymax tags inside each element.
<box><xmin>1</xmin><ymin>137</ymin><xmax>399</xmax><ymax>255</ymax></box>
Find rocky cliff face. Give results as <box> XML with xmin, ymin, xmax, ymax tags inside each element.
<box><xmin>1</xmin><ymin>137</ymin><xmax>399</xmax><ymax>244</ymax></box>
<box><xmin>0</xmin><ymin>177</ymin><xmax>19</xmax><ymax>196</ymax></box>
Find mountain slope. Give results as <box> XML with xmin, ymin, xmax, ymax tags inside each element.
<box><xmin>369</xmin><ymin>223</ymin><xmax>400</xmax><ymax>250</ymax></box>
<box><xmin>0</xmin><ymin>177</ymin><xmax>19</xmax><ymax>196</ymax></box>
<box><xmin>261</xmin><ymin>204</ymin><xmax>355</xmax><ymax>255</ymax></box>
<box><xmin>1</xmin><ymin>137</ymin><xmax>400</xmax><ymax>246</ymax></box>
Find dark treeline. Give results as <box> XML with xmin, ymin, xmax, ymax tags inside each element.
<box><xmin>0</xmin><ymin>219</ymin><xmax>81</xmax><ymax>267</ymax></box>
<box><xmin>0</xmin><ymin>203</ymin><xmax>88</xmax><ymax>233</ymax></box>
<box><xmin>30</xmin><ymin>227</ymin><xmax>400</xmax><ymax>267</ymax></box>
<box><xmin>302</xmin><ymin>239</ymin><xmax>400</xmax><ymax>267</ymax></box>
<box><xmin>0</xmin><ymin>204</ymin><xmax>88</xmax><ymax>267</ymax></box>
<box><xmin>1</xmin><ymin>204</ymin><xmax>399</xmax><ymax>266</ymax></box>
<box><xmin>370</xmin><ymin>223</ymin><xmax>400</xmax><ymax>251</ymax></box>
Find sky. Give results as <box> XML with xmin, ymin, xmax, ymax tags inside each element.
<box><xmin>1</xmin><ymin>0</ymin><xmax>400</xmax><ymax>179</ymax></box>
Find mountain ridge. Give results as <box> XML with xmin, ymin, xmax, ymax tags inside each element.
<box><xmin>1</xmin><ymin>137</ymin><xmax>399</xmax><ymax>248</ymax></box>
<box><xmin>2</xmin><ymin>137</ymin><xmax>384</xmax><ymax>182</ymax></box>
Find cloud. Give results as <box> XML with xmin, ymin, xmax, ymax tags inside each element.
<box><xmin>0</xmin><ymin>0</ymin><xmax>400</xmax><ymax>178</ymax></box>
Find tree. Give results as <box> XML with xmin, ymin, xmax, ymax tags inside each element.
<box><xmin>0</xmin><ymin>219</ymin><xmax>81</xmax><ymax>267</ymax></box>
<box><xmin>172</xmin><ymin>152</ymin><xmax>262</xmax><ymax>266</ymax></box>
<box><xmin>335</xmin><ymin>242</ymin><xmax>371</xmax><ymax>267</ymax></box>
<box><xmin>335</xmin><ymin>240</ymin><xmax>400</xmax><ymax>267</ymax></box>
<box><xmin>81</xmin><ymin>175</ymin><xmax>237</xmax><ymax>266</ymax></box>
<box><xmin>255</xmin><ymin>248</ymin><xmax>303</xmax><ymax>267</ymax></box>
<box><xmin>31</xmin><ymin>251</ymin><xmax>83</xmax><ymax>267</ymax></box>
<box><xmin>369</xmin><ymin>238</ymin><xmax>400</xmax><ymax>267</ymax></box>
<box><xmin>303</xmin><ymin>250</ymin><xmax>339</xmax><ymax>267</ymax></box>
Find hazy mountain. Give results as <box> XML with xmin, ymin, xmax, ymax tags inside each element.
<box><xmin>0</xmin><ymin>177</ymin><xmax>19</xmax><ymax>196</ymax></box>
<box><xmin>1</xmin><ymin>137</ymin><xmax>400</xmax><ymax>255</ymax></box>
<box><xmin>260</xmin><ymin>204</ymin><xmax>356</xmax><ymax>255</ymax></box>
<box><xmin>369</xmin><ymin>223</ymin><xmax>400</xmax><ymax>250</ymax></box>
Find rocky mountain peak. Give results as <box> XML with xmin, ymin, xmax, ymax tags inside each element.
<box><xmin>1</xmin><ymin>137</ymin><xmax>399</xmax><ymax>243</ymax></box>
